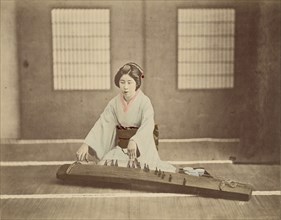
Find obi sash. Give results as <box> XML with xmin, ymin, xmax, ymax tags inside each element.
<box><xmin>116</xmin><ymin>124</ymin><xmax>159</xmax><ymax>150</ymax></box>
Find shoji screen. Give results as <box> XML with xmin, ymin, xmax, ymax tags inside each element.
<box><xmin>178</xmin><ymin>9</ymin><xmax>235</xmax><ymax>89</ymax></box>
<box><xmin>51</xmin><ymin>9</ymin><xmax>110</xmax><ymax>90</ymax></box>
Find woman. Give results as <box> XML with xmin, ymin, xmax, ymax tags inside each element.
<box><xmin>76</xmin><ymin>62</ymin><xmax>176</xmax><ymax>173</ymax></box>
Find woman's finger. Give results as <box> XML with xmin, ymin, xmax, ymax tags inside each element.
<box><xmin>79</xmin><ymin>152</ymin><xmax>85</xmax><ymax>161</ymax></box>
<box><xmin>129</xmin><ymin>151</ymin><xmax>136</xmax><ymax>160</ymax></box>
<box><xmin>82</xmin><ymin>152</ymin><xmax>87</xmax><ymax>161</ymax></box>
<box><xmin>78</xmin><ymin>153</ymin><xmax>82</xmax><ymax>161</ymax></box>
<box><xmin>76</xmin><ymin>152</ymin><xmax>80</xmax><ymax>161</ymax></box>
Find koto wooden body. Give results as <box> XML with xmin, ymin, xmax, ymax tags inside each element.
<box><xmin>56</xmin><ymin>162</ymin><xmax>253</xmax><ymax>201</ymax></box>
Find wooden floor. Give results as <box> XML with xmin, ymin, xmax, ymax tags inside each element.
<box><xmin>1</xmin><ymin>141</ymin><xmax>280</xmax><ymax>220</ymax></box>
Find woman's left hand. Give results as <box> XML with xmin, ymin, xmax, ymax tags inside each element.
<box><xmin>127</xmin><ymin>140</ymin><xmax>137</xmax><ymax>160</ymax></box>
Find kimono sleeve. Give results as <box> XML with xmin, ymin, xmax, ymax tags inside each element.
<box><xmin>130</xmin><ymin>98</ymin><xmax>155</xmax><ymax>156</ymax></box>
<box><xmin>84</xmin><ymin>101</ymin><xmax>117</xmax><ymax>160</ymax></box>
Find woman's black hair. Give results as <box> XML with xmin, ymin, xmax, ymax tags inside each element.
<box><xmin>114</xmin><ymin>62</ymin><xmax>144</xmax><ymax>90</ymax></box>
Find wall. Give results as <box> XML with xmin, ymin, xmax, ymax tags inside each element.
<box><xmin>144</xmin><ymin>1</ymin><xmax>257</xmax><ymax>138</ymax></box>
<box><xmin>17</xmin><ymin>0</ymin><xmax>144</xmax><ymax>139</ymax></box>
<box><xmin>0</xmin><ymin>0</ymin><xmax>20</xmax><ymax>139</ymax></box>
<box><xmin>237</xmin><ymin>1</ymin><xmax>280</xmax><ymax>163</ymax></box>
<box><xmin>18</xmin><ymin>0</ymin><xmax>257</xmax><ymax>140</ymax></box>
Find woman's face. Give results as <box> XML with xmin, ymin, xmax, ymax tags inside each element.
<box><xmin>119</xmin><ymin>74</ymin><xmax>137</xmax><ymax>101</ymax></box>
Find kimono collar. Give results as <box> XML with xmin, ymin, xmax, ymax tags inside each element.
<box><xmin>120</xmin><ymin>89</ymin><xmax>141</xmax><ymax>112</ymax></box>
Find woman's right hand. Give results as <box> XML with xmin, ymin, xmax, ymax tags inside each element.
<box><xmin>76</xmin><ymin>143</ymin><xmax>89</xmax><ymax>162</ymax></box>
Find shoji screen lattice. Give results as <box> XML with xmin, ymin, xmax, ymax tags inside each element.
<box><xmin>51</xmin><ymin>9</ymin><xmax>110</xmax><ymax>90</ymax></box>
<box><xmin>178</xmin><ymin>9</ymin><xmax>235</xmax><ymax>89</ymax></box>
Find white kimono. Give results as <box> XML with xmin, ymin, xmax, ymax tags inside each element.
<box><xmin>84</xmin><ymin>90</ymin><xmax>176</xmax><ymax>173</ymax></box>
